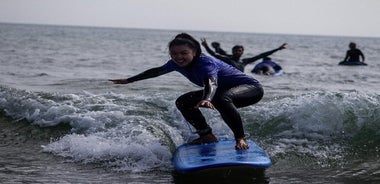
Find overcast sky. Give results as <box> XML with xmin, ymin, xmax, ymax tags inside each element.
<box><xmin>1</xmin><ymin>0</ymin><xmax>379</xmax><ymax>38</ymax></box>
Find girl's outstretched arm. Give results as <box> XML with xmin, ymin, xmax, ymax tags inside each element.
<box><xmin>109</xmin><ymin>66</ymin><xmax>168</xmax><ymax>84</ymax></box>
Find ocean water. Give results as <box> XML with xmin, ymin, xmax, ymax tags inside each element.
<box><xmin>1</xmin><ymin>23</ymin><xmax>380</xmax><ymax>183</ymax></box>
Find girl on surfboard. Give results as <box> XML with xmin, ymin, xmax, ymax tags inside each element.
<box><xmin>110</xmin><ymin>33</ymin><xmax>264</xmax><ymax>150</ymax></box>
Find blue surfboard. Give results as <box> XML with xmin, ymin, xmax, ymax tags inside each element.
<box><xmin>172</xmin><ymin>139</ymin><xmax>271</xmax><ymax>173</ymax></box>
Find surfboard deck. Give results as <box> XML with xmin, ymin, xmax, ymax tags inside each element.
<box><xmin>172</xmin><ymin>139</ymin><xmax>271</xmax><ymax>173</ymax></box>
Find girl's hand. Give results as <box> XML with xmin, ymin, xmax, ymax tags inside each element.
<box><xmin>195</xmin><ymin>100</ymin><xmax>215</xmax><ymax>110</ymax></box>
<box><xmin>109</xmin><ymin>79</ymin><xmax>129</xmax><ymax>84</ymax></box>
<box><xmin>235</xmin><ymin>137</ymin><xmax>249</xmax><ymax>150</ymax></box>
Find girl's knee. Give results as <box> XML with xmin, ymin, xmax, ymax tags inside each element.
<box><xmin>176</xmin><ymin>91</ymin><xmax>202</xmax><ymax>109</ymax></box>
<box><xmin>175</xmin><ymin>97</ymin><xmax>185</xmax><ymax>109</ymax></box>
<box><xmin>175</xmin><ymin>95</ymin><xmax>194</xmax><ymax>110</ymax></box>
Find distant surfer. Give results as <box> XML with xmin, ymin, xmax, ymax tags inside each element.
<box><xmin>201</xmin><ymin>38</ymin><xmax>287</xmax><ymax>72</ymax></box>
<box><xmin>251</xmin><ymin>56</ymin><xmax>283</xmax><ymax>75</ymax></box>
<box><xmin>339</xmin><ymin>42</ymin><xmax>366</xmax><ymax>65</ymax></box>
<box><xmin>110</xmin><ymin>33</ymin><xmax>264</xmax><ymax>150</ymax></box>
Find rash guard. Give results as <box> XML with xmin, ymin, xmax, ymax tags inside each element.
<box><xmin>162</xmin><ymin>54</ymin><xmax>261</xmax><ymax>91</ymax></box>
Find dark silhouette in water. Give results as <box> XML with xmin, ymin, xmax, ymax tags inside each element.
<box><xmin>339</xmin><ymin>42</ymin><xmax>366</xmax><ymax>65</ymax></box>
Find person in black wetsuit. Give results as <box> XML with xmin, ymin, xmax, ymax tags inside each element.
<box><xmin>340</xmin><ymin>42</ymin><xmax>365</xmax><ymax>64</ymax></box>
<box><xmin>110</xmin><ymin>33</ymin><xmax>264</xmax><ymax>150</ymax></box>
<box><xmin>201</xmin><ymin>38</ymin><xmax>287</xmax><ymax>72</ymax></box>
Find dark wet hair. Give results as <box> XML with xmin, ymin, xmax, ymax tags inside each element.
<box><xmin>232</xmin><ymin>45</ymin><xmax>244</xmax><ymax>51</ymax></box>
<box><xmin>349</xmin><ymin>42</ymin><xmax>356</xmax><ymax>49</ymax></box>
<box><xmin>168</xmin><ymin>33</ymin><xmax>202</xmax><ymax>58</ymax></box>
<box><xmin>211</xmin><ymin>42</ymin><xmax>220</xmax><ymax>48</ymax></box>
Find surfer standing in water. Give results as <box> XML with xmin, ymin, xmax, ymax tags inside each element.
<box><xmin>110</xmin><ymin>33</ymin><xmax>264</xmax><ymax>150</ymax></box>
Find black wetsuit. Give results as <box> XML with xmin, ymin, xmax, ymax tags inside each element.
<box><xmin>203</xmin><ymin>44</ymin><xmax>284</xmax><ymax>72</ymax></box>
<box><xmin>343</xmin><ymin>48</ymin><xmax>365</xmax><ymax>62</ymax></box>
<box><xmin>214</xmin><ymin>47</ymin><xmax>229</xmax><ymax>56</ymax></box>
<box><xmin>176</xmin><ymin>85</ymin><xmax>263</xmax><ymax>139</ymax></box>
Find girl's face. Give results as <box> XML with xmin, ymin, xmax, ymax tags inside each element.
<box><xmin>170</xmin><ymin>45</ymin><xmax>196</xmax><ymax>67</ymax></box>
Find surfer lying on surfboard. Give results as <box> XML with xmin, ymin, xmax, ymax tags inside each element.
<box><xmin>109</xmin><ymin>33</ymin><xmax>264</xmax><ymax>150</ymax></box>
